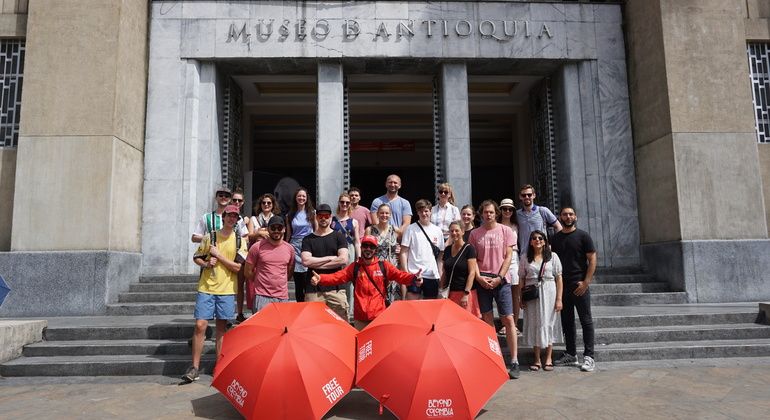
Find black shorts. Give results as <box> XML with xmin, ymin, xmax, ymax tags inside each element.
<box><xmin>406</xmin><ymin>277</ymin><xmax>439</xmax><ymax>298</ymax></box>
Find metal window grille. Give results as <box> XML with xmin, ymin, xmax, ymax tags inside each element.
<box><xmin>530</xmin><ymin>78</ymin><xmax>559</xmax><ymax>213</ymax></box>
<box><xmin>222</xmin><ymin>78</ymin><xmax>243</xmax><ymax>188</ymax></box>
<box><xmin>1</xmin><ymin>39</ymin><xmax>24</xmax><ymax>148</ymax></box>
<box><xmin>432</xmin><ymin>77</ymin><xmax>443</xmax><ymax>199</ymax></box>
<box><xmin>342</xmin><ymin>76</ymin><xmax>350</xmax><ymax>191</ymax></box>
<box><xmin>748</xmin><ymin>43</ymin><xmax>770</xmax><ymax>144</ymax></box>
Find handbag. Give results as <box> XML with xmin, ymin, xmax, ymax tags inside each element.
<box><xmin>416</xmin><ymin>222</ymin><xmax>442</xmax><ymax>258</ymax></box>
<box><xmin>521</xmin><ymin>259</ymin><xmax>546</xmax><ymax>302</ymax></box>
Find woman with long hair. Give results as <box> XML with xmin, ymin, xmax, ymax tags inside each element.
<box><xmin>249</xmin><ymin>193</ymin><xmax>281</xmax><ymax>244</ymax></box>
<box><xmin>431</xmin><ymin>182</ymin><xmax>461</xmax><ymax>244</ymax></box>
<box><xmin>366</xmin><ymin>203</ymin><xmax>401</xmax><ymax>302</ymax></box>
<box><xmin>460</xmin><ymin>204</ymin><xmax>475</xmax><ymax>242</ymax></box>
<box><xmin>499</xmin><ymin>198</ymin><xmax>521</xmax><ymax>331</ymax></box>
<box><xmin>440</xmin><ymin>221</ymin><xmax>480</xmax><ymax>317</ymax></box>
<box><xmin>518</xmin><ymin>230</ymin><xmax>563</xmax><ymax>372</ymax></box>
<box><xmin>333</xmin><ymin>192</ymin><xmax>361</xmax><ymax>317</ymax></box>
<box><xmin>285</xmin><ymin>187</ymin><xmax>316</xmax><ymax>302</ymax></box>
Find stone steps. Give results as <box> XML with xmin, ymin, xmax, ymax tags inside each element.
<box><xmin>22</xmin><ymin>339</ymin><xmax>215</xmax><ymax>357</ymax></box>
<box><xmin>2</xmin><ymin>269</ymin><xmax>767</xmax><ymax>378</ymax></box>
<box><xmin>0</xmin><ymin>354</ymin><xmax>216</xmax><ymax>377</ymax></box>
<box><xmin>586</xmin><ymin>323</ymin><xmax>770</xmax><ymax>344</ymax></box>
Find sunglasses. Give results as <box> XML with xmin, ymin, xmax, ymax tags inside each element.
<box><xmin>361</xmin><ymin>244</ymin><xmax>377</xmax><ymax>249</ymax></box>
<box><xmin>520</xmin><ymin>193</ymin><xmax>533</xmax><ymax>198</ymax></box>
<box><xmin>268</xmin><ymin>225</ymin><xmax>284</xmax><ymax>231</ymax></box>
<box><xmin>339</xmin><ymin>201</ymin><xmax>351</xmax><ymax>205</ymax></box>
<box><xmin>501</xmin><ymin>207</ymin><xmax>513</xmax><ymax>212</ymax></box>
<box><xmin>216</xmin><ymin>193</ymin><xmax>231</xmax><ymax>198</ymax></box>
<box><xmin>316</xmin><ymin>213</ymin><xmax>331</xmax><ymax>219</ymax></box>
<box><xmin>438</xmin><ymin>190</ymin><xmax>450</xmax><ymax>195</ymax></box>
<box><xmin>231</xmin><ymin>198</ymin><xmax>243</xmax><ymax>203</ymax></box>
<box><xmin>531</xmin><ymin>236</ymin><xmax>545</xmax><ymax>241</ymax></box>
<box><xmin>261</xmin><ymin>201</ymin><xmax>273</xmax><ymax>205</ymax></box>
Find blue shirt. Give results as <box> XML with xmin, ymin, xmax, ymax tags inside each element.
<box><xmin>370</xmin><ymin>195</ymin><xmax>413</xmax><ymax>228</ymax></box>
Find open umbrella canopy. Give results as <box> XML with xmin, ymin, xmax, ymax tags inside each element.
<box><xmin>212</xmin><ymin>302</ymin><xmax>357</xmax><ymax>419</ymax></box>
<box><xmin>356</xmin><ymin>300</ymin><xmax>508</xmax><ymax>419</ymax></box>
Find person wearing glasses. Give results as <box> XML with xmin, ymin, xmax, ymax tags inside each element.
<box><xmin>431</xmin><ymin>182</ymin><xmax>461</xmax><ymax>244</ymax></box>
<box><xmin>301</xmin><ymin>204</ymin><xmax>350</xmax><ymax>319</ymax></box>
<box><xmin>499</xmin><ymin>198</ymin><xmax>521</xmax><ymax>334</ymax></box>
<box><xmin>249</xmin><ymin>193</ymin><xmax>281</xmax><ymax>244</ymax></box>
<box><xmin>191</xmin><ymin>185</ymin><xmax>233</xmax><ymax>243</ymax></box>
<box><xmin>244</xmin><ymin>216</ymin><xmax>295</xmax><ymax>312</ymax></box>
<box><xmin>516</xmin><ymin>184</ymin><xmax>562</xmax><ymax>257</ymax></box>
<box><xmin>333</xmin><ymin>192</ymin><xmax>362</xmax><ymax>320</ymax></box>
<box><xmin>310</xmin><ymin>235</ymin><xmax>422</xmax><ymax>330</ymax></box>
<box><xmin>518</xmin><ymin>230</ymin><xmax>563</xmax><ymax>372</ymax></box>
<box><xmin>231</xmin><ymin>188</ymin><xmax>254</xmax><ymax>323</ymax></box>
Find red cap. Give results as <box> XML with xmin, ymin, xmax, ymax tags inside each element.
<box><xmin>223</xmin><ymin>205</ymin><xmax>240</xmax><ymax>215</ymax></box>
<box><xmin>361</xmin><ymin>235</ymin><xmax>378</xmax><ymax>247</ymax></box>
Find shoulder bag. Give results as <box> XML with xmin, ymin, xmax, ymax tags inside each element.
<box><xmin>416</xmin><ymin>222</ymin><xmax>442</xmax><ymax>258</ymax></box>
<box><xmin>521</xmin><ymin>259</ymin><xmax>546</xmax><ymax>302</ymax></box>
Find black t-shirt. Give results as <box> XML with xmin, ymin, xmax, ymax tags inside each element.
<box><xmin>301</xmin><ymin>230</ymin><xmax>348</xmax><ymax>275</ymax></box>
<box><xmin>551</xmin><ymin>229</ymin><xmax>596</xmax><ymax>283</ymax></box>
<box><xmin>442</xmin><ymin>243</ymin><xmax>478</xmax><ymax>291</ymax></box>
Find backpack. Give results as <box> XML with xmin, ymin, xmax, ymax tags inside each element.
<box><xmin>204</xmin><ymin>212</ymin><xmax>223</xmax><ymax>235</ymax></box>
<box><xmin>353</xmin><ymin>260</ymin><xmax>390</xmax><ymax>307</ymax></box>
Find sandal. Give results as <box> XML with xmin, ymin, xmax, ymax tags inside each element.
<box><xmin>543</xmin><ymin>364</ymin><xmax>554</xmax><ymax>371</ymax></box>
<box><xmin>529</xmin><ymin>363</ymin><xmax>541</xmax><ymax>371</ymax></box>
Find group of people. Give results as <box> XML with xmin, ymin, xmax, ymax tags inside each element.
<box><xmin>180</xmin><ymin>175</ymin><xmax>598</xmax><ymax>384</ymax></box>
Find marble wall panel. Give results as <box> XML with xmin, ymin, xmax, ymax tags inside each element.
<box><xmin>565</xmin><ymin>3</ymin><xmax>594</xmax><ymax>22</ymax></box>
<box><xmin>532</xmin><ymin>21</ymin><xmax>566</xmax><ymax>59</ymax></box>
<box><xmin>530</xmin><ymin>2</ymin><xmax>566</xmax><ymax>22</ymax></box>
<box><xmin>566</xmin><ymin>21</ymin><xmax>596</xmax><ymax>59</ymax></box>
<box><xmin>181</xmin><ymin>1</ymin><xmax>217</xmax><ymax>19</ymax></box>
<box><xmin>181</xmin><ymin>19</ymin><xmax>216</xmax><ymax>57</ymax></box>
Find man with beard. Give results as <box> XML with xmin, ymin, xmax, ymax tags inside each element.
<box><xmin>551</xmin><ymin>207</ymin><xmax>597</xmax><ymax>372</ymax></box>
<box><xmin>516</xmin><ymin>184</ymin><xmax>562</xmax><ymax>257</ymax></box>
<box><xmin>301</xmin><ymin>204</ymin><xmax>350</xmax><ymax>319</ymax></box>
<box><xmin>310</xmin><ymin>235</ymin><xmax>421</xmax><ymax>329</ymax></box>
<box><xmin>244</xmin><ymin>216</ymin><xmax>295</xmax><ymax>311</ymax></box>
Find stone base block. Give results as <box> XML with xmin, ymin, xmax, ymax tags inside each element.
<box><xmin>759</xmin><ymin>303</ymin><xmax>770</xmax><ymax>325</ymax></box>
<box><xmin>0</xmin><ymin>251</ymin><xmax>140</xmax><ymax>317</ymax></box>
<box><xmin>641</xmin><ymin>240</ymin><xmax>770</xmax><ymax>303</ymax></box>
<box><xmin>0</xmin><ymin>320</ymin><xmax>46</xmax><ymax>363</ymax></box>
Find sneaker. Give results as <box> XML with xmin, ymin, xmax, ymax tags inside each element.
<box><xmin>181</xmin><ymin>365</ymin><xmax>200</xmax><ymax>383</ymax></box>
<box><xmin>235</xmin><ymin>313</ymin><xmax>246</xmax><ymax>324</ymax></box>
<box><xmin>580</xmin><ymin>356</ymin><xmax>595</xmax><ymax>372</ymax></box>
<box><xmin>508</xmin><ymin>362</ymin><xmax>520</xmax><ymax>379</ymax></box>
<box><xmin>554</xmin><ymin>353</ymin><xmax>579</xmax><ymax>367</ymax></box>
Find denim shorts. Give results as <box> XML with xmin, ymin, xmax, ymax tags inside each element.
<box><xmin>406</xmin><ymin>277</ymin><xmax>439</xmax><ymax>299</ymax></box>
<box><xmin>477</xmin><ymin>282</ymin><xmax>514</xmax><ymax>316</ymax></box>
<box><xmin>194</xmin><ymin>292</ymin><xmax>235</xmax><ymax>320</ymax></box>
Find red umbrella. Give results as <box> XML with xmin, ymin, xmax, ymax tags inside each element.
<box><xmin>212</xmin><ymin>302</ymin><xmax>357</xmax><ymax>419</ymax></box>
<box><xmin>356</xmin><ymin>300</ymin><xmax>508</xmax><ymax>419</ymax></box>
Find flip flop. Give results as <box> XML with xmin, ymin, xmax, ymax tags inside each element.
<box><xmin>529</xmin><ymin>363</ymin><xmax>541</xmax><ymax>371</ymax></box>
<box><xmin>543</xmin><ymin>364</ymin><xmax>554</xmax><ymax>371</ymax></box>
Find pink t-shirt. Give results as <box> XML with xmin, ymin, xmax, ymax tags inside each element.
<box><xmin>468</xmin><ymin>223</ymin><xmax>515</xmax><ymax>282</ymax></box>
<box><xmin>351</xmin><ymin>205</ymin><xmax>371</xmax><ymax>237</ymax></box>
<box><xmin>246</xmin><ymin>240</ymin><xmax>295</xmax><ymax>300</ymax></box>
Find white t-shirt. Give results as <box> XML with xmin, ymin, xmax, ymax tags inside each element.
<box><xmin>401</xmin><ymin>222</ymin><xmax>445</xmax><ymax>279</ymax></box>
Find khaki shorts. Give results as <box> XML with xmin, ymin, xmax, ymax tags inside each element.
<box><xmin>305</xmin><ymin>289</ymin><xmax>349</xmax><ymax>320</ymax></box>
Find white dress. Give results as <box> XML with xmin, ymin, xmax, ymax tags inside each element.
<box><xmin>519</xmin><ymin>253</ymin><xmax>563</xmax><ymax>347</ymax></box>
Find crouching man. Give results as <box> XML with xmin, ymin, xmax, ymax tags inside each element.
<box><xmin>182</xmin><ymin>205</ymin><xmax>247</xmax><ymax>383</ymax></box>
<box><xmin>310</xmin><ymin>235</ymin><xmax>422</xmax><ymax>330</ymax></box>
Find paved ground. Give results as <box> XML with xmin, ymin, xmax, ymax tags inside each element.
<box><xmin>1</xmin><ymin>357</ymin><xmax>769</xmax><ymax>419</ymax></box>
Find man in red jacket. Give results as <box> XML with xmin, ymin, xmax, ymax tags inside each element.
<box><xmin>310</xmin><ymin>235</ymin><xmax>422</xmax><ymax>330</ymax></box>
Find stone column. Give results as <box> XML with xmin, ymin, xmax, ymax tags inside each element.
<box><xmin>439</xmin><ymin>62</ymin><xmax>472</xmax><ymax>207</ymax></box>
<box><xmin>316</xmin><ymin>61</ymin><xmax>345</xmax><ymax>207</ymax></box>
<box><xmin>626</xmin><ymin>0</ymin><xmax>770</xmax><ymax>302</ymax></box>
<box><xmin>0</xmin><ymin>0</ymin><xmax>148</xmax><ymax>316</ymax></box>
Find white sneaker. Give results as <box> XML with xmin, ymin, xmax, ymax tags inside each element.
<box><xmin>554</xmin><ymin>353</ymin><xmax>579</xmax><ymax>366</ymax></box>
<box><xmin>580</xmin><ymin>355</ymin><xmax>595</xmax><ymax>372</ymax></box>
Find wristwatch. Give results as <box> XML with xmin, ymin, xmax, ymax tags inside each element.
<box><xmin>463</xmin><ymin>289</ymin><xmax>471</xmax><ymax>295</ymax></box>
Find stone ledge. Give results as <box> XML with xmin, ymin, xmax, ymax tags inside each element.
<box><xmin>0</xmin><ymin>320</ymin><xmax>46</xmax><ymax>363</ymax></box>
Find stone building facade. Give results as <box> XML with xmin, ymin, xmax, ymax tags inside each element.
<box><xmin>0</xmin><ymin>0</ymin><xmax>768</xmax><ymax>316</ymax></box>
